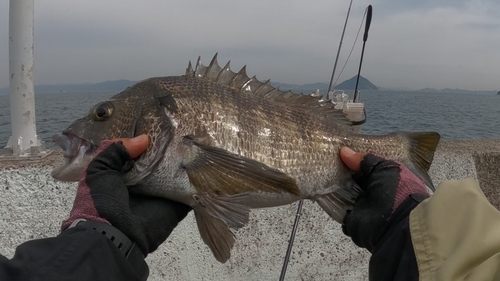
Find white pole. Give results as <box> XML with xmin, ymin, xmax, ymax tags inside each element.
<box><xmin>6</xmin><ymin>0</ymin><xmax>44</xmax><ymax>156</ymax></box>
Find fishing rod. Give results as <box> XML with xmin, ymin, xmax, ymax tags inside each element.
<box><xmin>353</xmin><ymin>5</ymin><xmax>373</xmax><ymax>103</ymax></box>
<box><xmin>279</xmin><ymin>5</ymin><xmax>373</xmax><ymax>281</ymax></box>
<box><xmin>278</xmin><ymin>199</ymin><xmax>303</xmax><ymax>281</ymax></box>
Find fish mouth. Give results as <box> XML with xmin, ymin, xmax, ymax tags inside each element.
<box><xmin>51</xmin><ymin>133</ymin><xmax>96</xmax><ymax>182</ymax></box>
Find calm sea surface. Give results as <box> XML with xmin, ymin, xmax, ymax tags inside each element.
<box><xmin>0</xmin><ymin>91</ymin><xmax>499</xmax><ymax>149</ymax></box>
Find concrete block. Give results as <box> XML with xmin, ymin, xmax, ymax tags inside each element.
<box><xmin>474</xmin><ymin>151</ymin><xmax>500</xmax><ymax>210</ymax></box>
<box><xmin>1</xmin><ymin>139</ymin><xmax>499</xmax><ymax>280</ymax></box>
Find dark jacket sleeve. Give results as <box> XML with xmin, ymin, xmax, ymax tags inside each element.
<box><xmin>0</xmin><ymin>224</ymin><xmax>149</xmax><ymax>281</ymax></box>
<box><xmin>368</xmin><ymin>194</ymin><xmax>427</xmax><ymax>281</ymax></box>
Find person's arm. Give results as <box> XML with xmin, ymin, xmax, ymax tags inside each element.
<box><xmin>367</xmin><ymin>178</ymin><xmax>500</xmax><ymax>281</ymax></box>
<box><xmin>340</xmin><ymin>147</ymin><xmax>500</xmax><ymax>281</ymax></box>
<box><xmin>366</xmin><ymin>194</ymin><xmax>424</xmax><ymax>280</ymax></box>
<box><xmin>0</xmin><ymin>223</ymin><xmax>147</xmax><ymax>281</ymax></box>
<box><xmin>410</xmin><ymin>178</ymin><xmax>500</xmax><ymax>281</ymax></box>
<box><xmin>0</xmin><ymin>135</ymin><xmax>191</xmax><ymax>281</ymax></box>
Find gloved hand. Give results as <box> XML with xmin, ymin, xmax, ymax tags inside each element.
<box><xmin>61</xmin><ymin>134</ymin><xmax>192</xmax><ymax>256</ymax></box>
<box><xmin>339</xmin><ymin>147</ymin><xmax>430</xmax><ymax>252</ymax></box>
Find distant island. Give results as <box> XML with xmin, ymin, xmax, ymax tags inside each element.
<box><xmin>335</xmin><ymin>75</ymin><xmax>378</xmax><ymax>90</ymax></box>
<box><xmin>417</xmin><ymin>87</ymin><xmax>498</xmax><ymax>95</ymax></box>
<box><xmin>271</xmin><ymin>75</ymin><xmax>378</xmax><ymax>94</ymax></box>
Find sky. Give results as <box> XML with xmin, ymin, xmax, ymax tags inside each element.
<box><xmin>0</xmin><ymin>0</ymin><xmax>499</xmax><ymax>91</ymax></box>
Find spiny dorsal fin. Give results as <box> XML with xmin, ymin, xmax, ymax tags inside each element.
<box><xmin>185</xmin><ymin>54</ymin><xmax>355</xmax><ymax>127</ymax></box>
<box><xmin>217</xmin><ymin>60</ymin><xmax>237</xmax><ymax>85</ymax></box>
<box><xmin>206</xmin><ymin>53</ymin><xmax>223</xmax><ymax>81</ymax></box>
<box><xmin>186</xmin><ymin>60</ymin><xmax>194</xmax><ymax>77</ymax></box>
<box><xmin>194</xmin><ymin>56</ymin><xmax>207</xmax><ymax>78</ymax></box>
<box><xmin>231</xmin><ymin>65</ymin><xmax>249</xmax><ymax>90</ymax></box>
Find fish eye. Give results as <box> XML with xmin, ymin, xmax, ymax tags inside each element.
<box><xmin>92</xmin><ymin>102</ymin><xmax>114</xmax><ymax>121</ymax></box>
<box><xmin>96</xmin><ymin>107</ymin><xmax>106</xmax><ymax>118</ymax></box>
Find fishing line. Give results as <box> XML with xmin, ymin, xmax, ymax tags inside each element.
<box><xmin>332</xmin><ymin>9</ymin><xmax>368</xmax><ymax>91</ymax></box>
<box><xmin>326</xmin><ymin>0</ymin><xmax>354</xmax><ymax>99</ymax></box>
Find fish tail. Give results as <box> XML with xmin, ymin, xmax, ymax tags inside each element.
<box><xmin>400</xmin><ymin>132</ymin><xmax>441</xmax><ymax>191</ymax></box>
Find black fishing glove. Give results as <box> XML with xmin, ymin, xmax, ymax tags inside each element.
<box><xmin>62</xmin><ymin>140</ymin><xmax>192</xmax><ymax>256</ymax></box>
<box><xmin>342</xmin><ymin>153</ymin><xmax>430</xmax><ymax>252</ymax></box>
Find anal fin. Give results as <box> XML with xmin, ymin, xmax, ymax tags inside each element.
<box><xmin>194</xmin><ymin>207</ymin><xmax>235</xmax><ymax>263</ymax></box>
<box><xmin>192</xmin><ymin>193</ymin><xmax>251</xmax><ymax>263</ymax></box>
<box><xmin>193</xmin><ymin>193</ymin><xmax>250</xmax><ymax>229</ymax></box>
<box><xmin>316</xmin><ymin>185</ymin><xmax>362</xmax><ymax>223</ymax></box>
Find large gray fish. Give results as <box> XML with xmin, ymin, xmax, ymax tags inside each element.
<box><xmin>51</xmin><ymin>54</ymin><xmax>440</xmax><ymax>263</ymax></box>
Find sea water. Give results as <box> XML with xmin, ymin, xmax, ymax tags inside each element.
<box><xmin>0</xmin><ymin>91</ymin><xmax>499</xmax><ymax>149</ymax></box>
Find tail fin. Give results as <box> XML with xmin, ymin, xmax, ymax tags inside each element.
<box><xmin>400</xmin><ymin>132</ymin><xmax>441</xmax><ymax>191</ymax></box>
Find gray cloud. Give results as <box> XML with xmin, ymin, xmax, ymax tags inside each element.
<box><xmin>0</xmin><ymin>0</ymin><xmax>499</xmax><ymax>91</ymax></box>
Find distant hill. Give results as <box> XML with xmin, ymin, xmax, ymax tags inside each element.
<box><xmin>335</xmin><ymin>75</ymin><xmax>378</xmax><ymax>90</ymax></box>
<box><xmin>0</xmin><ymin>80</ymin><xmax>136</xmax><ymax>95</ymax></box>
<box><xmin>271</xmin><ymin>76</ymin><xmax>378</xmax><ymax>93</ymax></box>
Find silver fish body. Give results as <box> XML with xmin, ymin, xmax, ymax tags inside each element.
<box><xmin>51</xmin><ymin>54</ymin><xmax>440</xmax><ymax>262</ymax></box>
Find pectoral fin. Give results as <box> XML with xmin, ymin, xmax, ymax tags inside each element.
<box><xmin>183</xmin><ymin>136</ymin><xmax>300</xmax><ymax>196</ymax></box>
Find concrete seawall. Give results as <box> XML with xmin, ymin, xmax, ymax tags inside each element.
<box><xmin>1</xmin><ymin>139</ymin><xmax>499</xmax><ymax>280</ymax></box>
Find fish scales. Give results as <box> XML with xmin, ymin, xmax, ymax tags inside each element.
<box><xmin>51</xmin><ymin>54</ymin><xmax>440</xmax><ymax>263</ymax></box>
<box><xmin>175</xmin><ymin>76</ymin><xmax>407</xmax><ymax>193</ymax></box>
<box><xmin>155</xmin><ymin>76</ymin><xmax>351</xmax><ymax>194</ymax></box>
